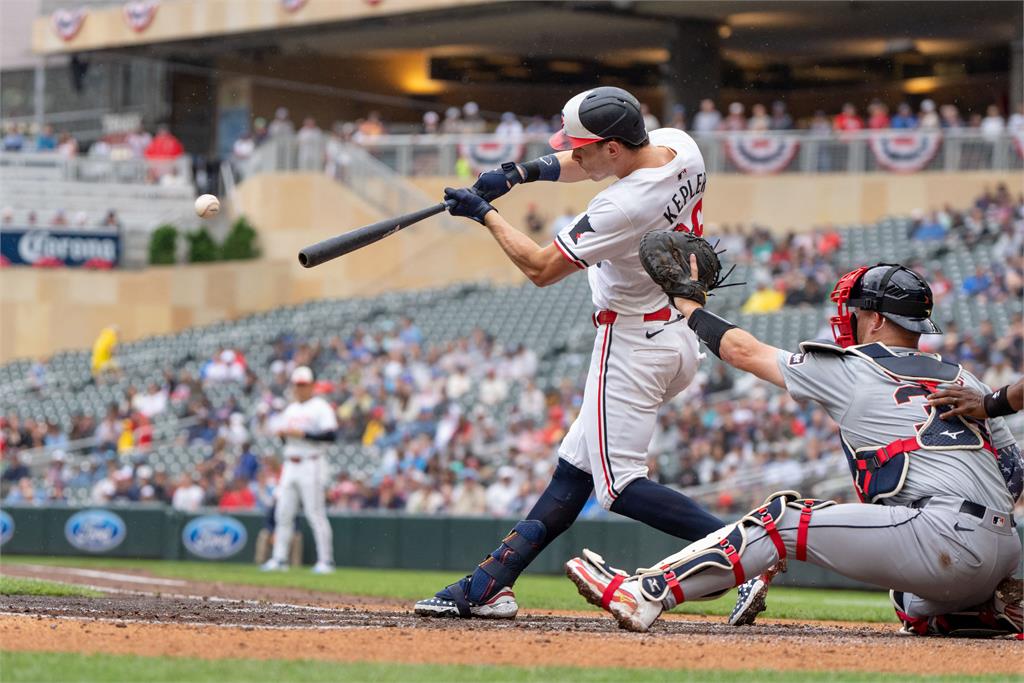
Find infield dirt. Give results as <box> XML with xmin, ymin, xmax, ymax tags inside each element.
<box><xmin>0</xmin><ymin>563</ymin><xmax>1019</xmax><ymax>677</ymax></box>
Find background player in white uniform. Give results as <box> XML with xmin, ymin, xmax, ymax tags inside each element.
<box><xmin>261</xmin><ymin>366</ymin><xmax>338</xmax><ymax>574</ymax></box>
<box><xmin>567</xmin><ymin>260</ymin><xmax>1023</xmax><ymax>635</ymax></box>
<box><xmin>415</xmin><ymin>87</ymin><xmax>760</xmax><ymax>620</ymax></box>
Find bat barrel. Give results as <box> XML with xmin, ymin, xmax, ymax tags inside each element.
<box><xmin>297</xmin><ymin>201</ymin><xmax>450</xmax><ymax>268</ymax></box>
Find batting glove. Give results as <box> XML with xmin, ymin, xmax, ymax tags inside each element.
<box><xmin>471</xmin><ymin>163</ymin><xmax>522</xmax><ymax>202</ymax></box>
<box><xmin>444</xmin><ymin>187</ymin><xmax>496</xmax><ymax>225</ymax></box>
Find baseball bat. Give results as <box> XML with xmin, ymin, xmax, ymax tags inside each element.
<box><xmin>298</xmin><ymin>199</ymin><xmax>455</xmax><ymax>268</ymax></box>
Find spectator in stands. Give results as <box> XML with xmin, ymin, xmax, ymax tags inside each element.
<box><xmin>100</xmin><ymin>210</ymin><xmax>123</xmax><ymax>230</ymax></box>
<box><xmin>233</xmin><ymin>442</ymin><xmax>260</xmax><ymax>482</ymax></box>
<box><xmin>171</xmin><ymin>473</ymin><xmax>205</xmax><ymax>512</ymax></box>
<box><xmin>1</xmin><ymin>207</ymin><xmax>12</xmax><ymax>226</ymax></box>
<box><xmin>296</xmin><ymin>117</ymin><xmax>324</xmax><ymax>171</ymax></box>
<box><xmin>422</xmin><ymin>110</ymin><xmax>440</xmax><ymax>135</ymax></box>
<box><xmin>747</xmin><ymin>103</ymin><xmax>771</xmax><ymax>131</ymax></box>
<box><xmin>202</xmin><ymin>350</ymin><xmax>246</xmax><ymax>384</ymax></box>
<box><xmin>668</xmin><ymin>104</ymin><xmax>686</xmax><ymax>130</ymax></box>
<box><xmin>918</xmin><ymin>99</ymin><xmax>940</xmax><ymax>128</ymax></box>
<box><xmin>126</xmin><ymin>124</ymin><xmax>151</xmax><ymax>159</ymax></box>
<box><xmin>769</xmin><ymin>101</ymin><xmax>792</xmax><ymax>130</ymax></box>
<box><xmin>5</xmin><ymin>477</ymin><xmax>44</xmax><ymax>505</ymax></box>
<box><xmin>485</xmin><ymin>465</ymin><xmax>519</xmax><ymax>516</ymax></box>
<box><xmin>720</xmin><ymin>102</ymin><xmax>746</xmax><ymax>131</ymax></box>
<box><xmin>525</xmin><ymin>115</ymin><xmax>551</xmax><ymax>135</ymax></box>
<box><xmin>890</xmin><ymin>102</ymin><xmax>917</xmax><ymax>129</ymax></box>
<box><xmin>495</xmin><ymin>112</ymin><xmax>524</xmax><ymax>141</ymax></box>
<box><xmin>232</xmin><ymin>129</ymin><xmax>255</xmax><ymax>168</ymax></box>
<box><xmin>910</xmin><ymin>210</ymin><xmax>947</xmax><ymax>241</ymax></box>
<box><xmin>219</xmin><ymin>477</ymin><xmax>256</xmax><ymax>510</ymax></box>
<box><xmin>940</xmin><ymin>104</ymin><xmax>963</xmax><ymax>129</ymax></box>
<box><xmin>365</xmin><ymin>475</ymin><xmax>405</xmax><ymax>510</ymax></box>
<box><xmin>35</xmin><ymin>125</ymin><xmax>57</xmax><ymax>152</ymax></box>
<box><xmin>144</xmin><ymin>124</ymin><xmax>184</xmax><ymax>159</ymax></box>
<box><xmin>833</xmin><ymin>102</ymin><xmax>863</xmax><ymax>132</ymax></box>
<box><xmin>809</xmin><ymin>110</ymin><xmax>831</xmax><ymax>133</ymax></box>
<box><xmin>692</xmin><ymin>99</ymin><xmax>722</xmax><ymax>134</ymax></box>
<box><xmin>866</xmin><ymin>100</ymin><xmax>890</xmax><ymax>129</ymax></box>
<box><xmin>640</xmin><ymin>103</ymin><xmax>660</xmax><ymax>132</ymax></box>
<box><xmin>740</xmin><ymin>280</ymin><xmax>785</xmax><ymax>314</ymax></box>
<box><xmin>478</xmin><ymin>368</ymin><xmax>509</xmax><ymax>406</ymax></box>
<box><xmin>460</xmin><ymin>102</ymin><xmax>486</xmax><ymax>134</ymax></box>
<box><xmin>2</xmin><ymin>452</ymin><xmax>30</xmax><ymax>488</ymax></box>
<box><xmin>441</xmin><ymin>107</ymin><xmax>462</xmax><ymax>134</ymax></box>
<box><xmin>56</xmin><ymin>131</ymin><xmax>78</xmax><ymax>158</ymax></box>
<box><xmin>450</xmin><ymin>469</ymin><xmax>486</xmax><ymax>515</ymax></box>
<box><xmin>90</xmin><ymin>325</ymin><xmax>119</xmax><ymax>377</ymax></box>
<box><xmin>2</xmin><ymin>123</ymin><xmax>25</xmax><ymax>151</ymax></box>
<box><xmin>1008</xmin><ymin>103</ymin><xmax>1024</xmax><ymax>132</ymax></box>
<box><xmin>50</xmin><ymin>209</ymin><xmax>68</xmax><ymax>227</ymax></box>
<box><xmin>962</xmin><ymin>266</ymin><xmax>992</xmax><ymax>297</ymax></box>
<box><xmin>980</xmin><ymin>105</ymin><xmax>1005</xmax><ymax>140</ymax></box>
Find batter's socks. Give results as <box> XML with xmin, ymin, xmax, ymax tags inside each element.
<box><xmin>610</xmin><ymin>478</ymin><xmax>724</xmax><ymax>541</ymax></box>
<box><xmin>437</xmin><ymin>460</ymin><xmax>594</xmax><ymax>603</ymax></box>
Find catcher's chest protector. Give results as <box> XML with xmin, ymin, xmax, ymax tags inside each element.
<box><xmin>801</xmin><ymin>342</ymin><xmax>991</xmax><ymax>503</ymax></box>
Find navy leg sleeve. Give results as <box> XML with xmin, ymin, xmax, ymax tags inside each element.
<box><xmin>446</xmin><ymin>459</ymin><xmax>593</xmax><ymax>602</ymax></box>
<box><xmin>610</xmin><ymin>478</ymin><xmax>723</xmax><ymax>541</ymax></box>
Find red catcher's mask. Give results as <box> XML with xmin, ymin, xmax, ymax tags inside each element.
<box><xmin>829</xmin><ymin>266</ymin><xmax>870</xmax><ymax>347</ymax></box>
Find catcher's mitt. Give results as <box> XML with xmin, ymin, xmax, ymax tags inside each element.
<box><xmin>638</xmin><ymin>230</ymin><xmax>730</xmax><ymax>306</ymax></box>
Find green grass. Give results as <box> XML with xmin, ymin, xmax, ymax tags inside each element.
<box><xmin>1</xmin><ymin>555</ymin><xmax>894</xmax><ymax>622</ymax></box>
<box><xmin>0</xmin><ymin>575</ymin><xmax>102</xmax><ymax>598</ymax></box>
<box><xmin>1</xmin><ymin>652</ymin><xmax>1017</xmax><ymax>683</ymax></box>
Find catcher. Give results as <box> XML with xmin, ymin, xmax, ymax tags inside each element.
<box><xmin>566</xmin><ymin>233</ymin><xmax>1023</xmax><ymax>636</ymax></box>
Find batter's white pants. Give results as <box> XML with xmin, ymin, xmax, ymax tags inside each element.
<box><xmin>272</xmin><ymin>456</ymin><xmax>334</xmax><ymax>566</ymax></box>
<box><xmin>559</xmin><ymin>312</ymin><xmax>702</xmax><ymax>509</ymax></box>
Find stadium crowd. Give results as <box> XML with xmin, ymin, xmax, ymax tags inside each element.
<box><xmin>2</xmin><ymin>191</ymin><xmax>1022</xmax><ymax>517</ymax></box>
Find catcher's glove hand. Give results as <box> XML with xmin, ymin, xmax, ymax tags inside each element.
<box><xmin>638</xmin><ymin>230</ymin><xmax>730</xmax><ymax>306</ymax></box>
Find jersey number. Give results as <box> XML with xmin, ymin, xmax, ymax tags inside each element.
<box><xmin>673</xmin><ymin>199</ymin><xmax>703</xmax><ymax>237</ymax></box>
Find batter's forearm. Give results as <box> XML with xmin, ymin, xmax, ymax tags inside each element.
<box><xmin>1009</xmin><ymin>379</ymin><xmax>1023</xmax><ymax>412</ymax></box>
<box><xmin>482</xmin><ymin>212</ymin><xmax>572</xmax><ymax>287</ymax></box>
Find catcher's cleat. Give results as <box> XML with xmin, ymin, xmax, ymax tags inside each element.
<box><xmin>565</xmin><ymin>550</ymin><xmax>662</xmax><ymax>633</ymax></box>
<box><xmin>993</xmin><ymin>576</ymin><xmax>1023</xmax><ymax>633</ymax></box>
<box><xmin>413</xmin><ymin>577</ymin><xmax>518</xmax><ymax>619</ymax></box>
<box><xmin>728</xmin><ymin>576</ymin><xmax>768</xmax><ymax>627</ymax></box>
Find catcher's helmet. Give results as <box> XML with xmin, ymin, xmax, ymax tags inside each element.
<box><xmin>830</xmin><ymin>263</ymin><xmax>941</xmax><ymax>347</ymax></box>
<box><xmin>549</xmin><ymin>87</ymin><xmax>648</xmax><ymax>151</ymax></box>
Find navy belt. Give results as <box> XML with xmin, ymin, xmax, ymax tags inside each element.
<box><xmin>910</xmin><ymin>497</ymin><xmax>1014</xmax><ymax>526</ymax></box>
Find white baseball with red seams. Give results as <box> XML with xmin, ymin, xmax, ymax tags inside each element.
<box><xmin>552</xmin><ymin>127</ymin><xmax>709</xmax><ymax>509</ymax></box>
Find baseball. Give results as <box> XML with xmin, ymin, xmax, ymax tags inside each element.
<box><xmin>194</xmin><ymin>194</ymin><xmax>220</xmax><ymax>218</ymax></box>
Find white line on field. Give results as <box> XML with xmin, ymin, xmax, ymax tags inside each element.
<box><xmin>0</xmin><ymin>611</ymin><xmax>378</xmax><ymax>632</ymax></box>
<box><xmin>14</xmin><ymin>565</ymin><xmax>188</xmax><ymax>587</ymax></box>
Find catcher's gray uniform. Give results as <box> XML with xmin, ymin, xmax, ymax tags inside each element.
<box><xmin>628</xmin><ymin>341</ymin><xmax>1021</xmax><ymax>620</ymax></box>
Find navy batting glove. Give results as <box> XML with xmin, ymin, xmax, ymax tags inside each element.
<box><xmin>444</xmin><ymin>187</ymin><xmax>496</xmax><ymax>225</ymax></box>
<box><xmin>471</xmin><ymin>163</ymin><xmax>522</xmax><ymax>202</ymax></box>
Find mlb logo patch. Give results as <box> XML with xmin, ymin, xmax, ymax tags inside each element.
<box><xmin>991</xmin><ymin>515</ymin><xmax>1006</xmax><ymax>528</ymax></box>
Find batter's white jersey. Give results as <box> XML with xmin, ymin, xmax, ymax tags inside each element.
<box><xmin>553</xmin><ymin>128</ymin><xmax>708</xmax><ymax>508</ymax></box>
<box><xmin>277</xmin><ymin>396</ymin><xmax>338</xmax><ymax>459</ymax></box>
<box><xmin>553</xmin><ymin>128</ymin><xmax>707</xmax><ymax>314</ymax></box>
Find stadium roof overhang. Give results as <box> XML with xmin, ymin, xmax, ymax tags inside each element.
<box><xmin>33</xmin><ymin>0</ymin><xmax>1021</xmax><ymax>61</ymax></box>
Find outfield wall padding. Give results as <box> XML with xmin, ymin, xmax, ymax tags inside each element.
<box><xmin>3</xmin><ymin>505</ymin><xmax>1021</xmax><ymax>591</ymax></box>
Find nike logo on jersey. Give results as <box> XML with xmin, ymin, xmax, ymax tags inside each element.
<box><xmin>646</xmin><ymin>329</ymin><xmax>665</xmax><ymax>339</ymax></box>
<box><xmin>568</xmin><ymin>215</ymin><xmax>595</xmax><ymax>244</ymax></box>
<box><xmin>952</xmin><ymin>522</ymin><xmax>974</xmax><ymax>532</ymax></box>
<box><xmin>940</xmin><ymin>430</ymin><xmax>964</xmax><ymax>440</ymax></box>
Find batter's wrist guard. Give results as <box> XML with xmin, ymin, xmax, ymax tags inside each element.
<box><xmin>687</xmin><ymin>308</ymin><xmax>737</xmax><ymax>359</ymax></box>
<box><xmin>984</xmin><ymin>385</ymin><xmax>1016</xmax><ymax>418</ymax></box>
<box><xmin>516</xmin><ymin>154</ymin><xmax>560</xmax><ymax>183</ymax></box>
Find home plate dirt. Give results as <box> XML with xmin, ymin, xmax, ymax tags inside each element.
<box><xmin>0</xmin><ymin>565</ymin><xmax>1018</xmax><ymax>676</ymax></box>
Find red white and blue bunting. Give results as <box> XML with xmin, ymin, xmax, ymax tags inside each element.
<box><xmin>122</xmin><ymin>1</ymin><xmax>158</xmax><ymax>32</ymax></box>
<box><xmin>868</xmin><ymin>131</ymin><xmax>942</xmax><ymax>173</ymax></box>
<box><xmin>724</xmin><ymin>134</ymin><xmax>799</xmax><ymax>174</ymax></box>
<box><xmin>52</xmin><ymin>8</ymin><xmax>87</xmax><ymax>41</ymax></box>
<box><xmin>458</xmin><ymin>140</ymin><xmax>525</xmax><ymax>174</ymax></box>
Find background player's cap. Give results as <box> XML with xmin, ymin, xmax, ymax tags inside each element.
<box><xmin>290</xmin><ymin>366</ymin><xmax>314</xmax><ymax>384</ymax></box>
<box><xmin>549</xmin><ymin>86</ymin><xmax>649</xmax><ymax>151</ymax></box>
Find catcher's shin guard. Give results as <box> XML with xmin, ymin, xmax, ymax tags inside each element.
<box><xmin>634</xmin><ymin>491</ymin><xmax>833</xmax><ymax>609</ymax></box>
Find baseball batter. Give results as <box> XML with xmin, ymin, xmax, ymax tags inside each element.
<box><xmin>261</xmin><ymin>366</ymin><xmax>338</xmax><ymax>574</ymax></box>
<box><xmin>416</xmin><ymin>86</ymin><xmax>761</xmax><ymax>621</ymax></box>
<box><xmin>567</xmin><ymin>257</ymin><xmax>1023</xmax><ymax>636</ymax></box>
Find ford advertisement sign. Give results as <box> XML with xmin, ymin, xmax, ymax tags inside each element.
<box><xmin>0</xmin><ymin>228</ymin><xmax>119</xmax><ymax>267</ymax></box>
<box><xmin>182</xmin><ymin>515</ymin><xmax>248</xmax><ymax>560</ymax></box>
<box><xmin>64</xmin><ymin>509</ymin><xmax>126</xmax><ymax>552</ymax></box>
<box><xmin>0</xmin><ymin>510</ymin><xmax>13</xmax><ymax>547</ymax></box>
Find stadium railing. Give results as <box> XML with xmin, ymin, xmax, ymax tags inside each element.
<box><xmin>240</xmin><ymin>129</ymin><xmax>1024</xmax><ymax>177</ymax></box>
